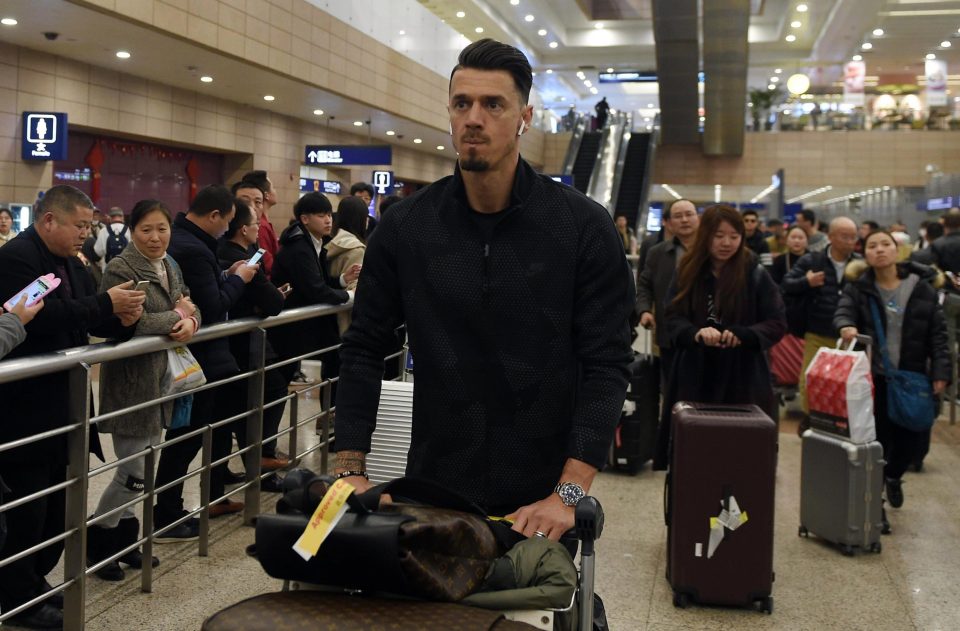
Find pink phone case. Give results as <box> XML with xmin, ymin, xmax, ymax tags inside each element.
<box><xmin>4</xmin><ymin>274</ymin><xmax>60</xmax><ymax>312</ymax></box>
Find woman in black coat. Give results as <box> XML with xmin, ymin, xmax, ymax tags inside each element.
<box><xmin>654</xmin><ymin>205</ymin><xmax>787</xmax><ymax>469</ymax></box>
<box><xmin>834</xmin><ymin>230</ymin><xmax>949</xmax><ymax>525</ymax></box>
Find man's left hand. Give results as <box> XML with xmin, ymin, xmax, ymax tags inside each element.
<box><xmin>505</xmin><ymin>493</ymin><xmax>574</xmax><ymax>541</ymax></box>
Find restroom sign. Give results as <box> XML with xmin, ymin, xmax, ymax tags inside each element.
<box><xmin>22</xmin><ymin>112</ymin><xmax>68</xmax><ymax>161</ymax></box>
<box><xmin>372</xmin><ymin>170</ymin><xmax>394</xmax><ymax>195</ymax></box>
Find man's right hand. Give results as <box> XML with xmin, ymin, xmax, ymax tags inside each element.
<box><xmin>639</xmin><ymin>312</ymin><xmax>655</xmax><ymax>330</ymax></box>
<box><xmin>107</xmin><ymin>280</ymin><xmax>146</xmax><ymax>314</ymax></box>
<box><xmin>228</xmin><ymin>260</ymin><xmax>258</xmax><ymax>284</ymax></box>
<box><xmin>806</xmin><ymin>270</ymin><xmax>826</xmax><ymax>288</ymax></box>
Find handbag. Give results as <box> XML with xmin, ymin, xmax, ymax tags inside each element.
<box><xmin>256</xmin><ymin>475</ymin><xmax>514</xmax><ymax>602</ymax></box>
<box><xmin>167</xmin><ymin>394</ymin><xmax>193</xmax><ymax>430</ymax></box>
<box><xmin>804</xmin><ymin>339</ymin><xmax>875</xmax><ymax>443</ymax></box>
<box><xmin>868</xmin><ymin>299</ymin><xmax>937</xmax><ymax>431</ymax></box>
<box><xmin>161</xmin><ymin>346</ymin><xmax>206</xmax><ymax>395</ymax></box>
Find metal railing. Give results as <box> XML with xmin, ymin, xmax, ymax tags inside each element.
<box><xmin>0</xmin><ymin>303</ymin><xmax>399</xmax><ymax>630</ymax></box>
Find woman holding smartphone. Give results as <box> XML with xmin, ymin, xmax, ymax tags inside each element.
<box><xmin>654</xmin><ymin>205</ymin><xmax>786</xmax><ymax>469</ymax></box>
<box><xmin>89</xmin><ymin>199</ymin><xmax>201</xmax><ymax>581</ymax></box>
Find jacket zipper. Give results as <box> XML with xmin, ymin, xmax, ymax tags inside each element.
<box><xmin>482</xmin><ymin>243</ymin><xmax>490</xmax><ymax>306</ymax></box>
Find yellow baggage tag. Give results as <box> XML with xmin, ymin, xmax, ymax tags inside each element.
<box><xmin>292</xmin><ymin>479</ymin><xmax>355</xmax><ymax>562</ymax></box>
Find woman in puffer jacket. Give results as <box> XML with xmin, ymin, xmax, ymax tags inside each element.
<box><xmin>834</xmin><ymin>229</ymin><xmax>949</xmax><ymax>534</ymax></box>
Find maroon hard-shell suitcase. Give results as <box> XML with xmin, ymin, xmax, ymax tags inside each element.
<box><xmin>665</xmin><ymin>402</ymin><xmax>777</xmax><ymax>614</ymax></box>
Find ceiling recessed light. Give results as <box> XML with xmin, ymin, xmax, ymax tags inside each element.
<box><xmin>590</xmin><ymin>87</ymin><xmax>598</xmax><ymax>94</ymax></box>
<box><xmin>861</xmin><ymin>42</ymin><xmax>873</xmax><ymax>49</ymax></box>
<box><xmin>873</xmin><ymin>28</ymin><xmax>884</xmax><ymax>36</ymax></box>
<box><xmin>768</xmin><ymin>83</ymin><xmax>776</xmax><ymax>89</ymax></box>
<box><xmin>545</xmin><ymin>68</ymin><xmax>553</xmax><ymax>74</ymax></box>
<box><xmin>797</xmin><ymin>3</ymin><xmax>808</xmax><ymax>12</ymax></box>
<box><xmin>386</xmin><ymin>130</ymin><xmax>395</xmax><ymax>136</ymax></box>
<box><xmin>456</xmin><ymin>11</ymin><xmax>465</xmax><ymax>18</ymax></box>
<box><xmin>1</xmin><ymin>18</ymin><xmax>17</xmax><ymax>26</ymax></box>
<box><xmin>584</xmin><ymin>80</ymin><xmax>592</xmax><ymax>87</ymax></box>
<box><xmin>353</xmin><ymin>121</ymin><xmax>364</xmax><ymax>126</ymax></box>
<box><xmin>537</xmin><ymin>29</ymin><xmax>547</xmax><ymax>36</ymax></box>
<box><xmin>785</xmin><ymin>34</ymin><xmax>796</xmax><ymax>42</ymax></box>
<box><xmin>263</xmin><ymin>95</ymin><xmax>275</xmax><ymax>101</ymax></box>
<box><xmin>200</xmin><ymin>75</ymin><xmax>213</xmax><ymax>83</ymax></box>
<box><xmin>116</xmin><ymin>50</ymin><xmax>131</xmax><ymax>59</ymax></box>
<box><xmin>398</xmin><ymin>30</ymin><xmax>405</xmax><ymax>35</ymax></box>
<box><xmin>510</xmin><ymin>0</ymin><xmax>519</xmax><ymax>4</ymax></box>
<box><xmin>524</xmin><ymin>14</ymin><xmax>535</xmax><ymax>22</ymax></box>
<box><xmin>607</xmin><ymin>67</ymin><xmax>614</xmax><ymax>73</ymax></box>
<box><xmin>647</xmin><ymin>103</ymin><xmax>654</xmax><ymax>108</ymax></box>
<box><xmin>771</xmin><ymin>76</ymin><xmax>780</xmax><ymax>82</ymax></box>
<box><xmin>791</xmin><ymin>20</ymin><xmax>801</xmax><ymax>28</ymax></box>
<box><xmin>531</xmin><ymin>71</ymin><xmax>537</xmax><ymax>76</ymax></box>
<box><xmin>436</xmin><ymin>145</ymin><xmax>445</xmax><ymax>150</ymax></box>
<box><xmin>927</xmin><ymin>53</ymin><xmax>937</xmax><ymax>59</ymax></box>
<box><xmin>853</xmin><ymin>54</ymin><xmax>863</xmax><ymax>61</ymax></box>
<box><xmin>475</xmin><ymin>27</ymin><xmax>484</xmax><ymax>33</ymax></box>
<box><xmin>576</xmin><ymin>71</ymin><xmax>585</xmax><ymax>79</ymax></box>
<box><xmin>313</xmin><ymin>109</ymin><xmax>324</xmax><ymax>115</ymax></box>
<box><xmin>413</xmin><ymin>138</ymin><xmax>423</xmax><ymax>144</ymax></box>
<box><xmin>549</xmin><ymin>41</ymin><xmax>558</xmax><ymax>48</ymax></box>
<box><xmin>942</xmin><ymin>40</ymin><xmax>952</xmax><ymax>48</ymax></box>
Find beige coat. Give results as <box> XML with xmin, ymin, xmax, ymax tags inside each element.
<box><xmin>325</xmin><ymin>229</ymin><xmax>365</xmax><ymax>333</ymax></box>
<box><xmin>98</xmin><ymin>244</ymin><xmax>201</xmax><ymax>436</ymax></box>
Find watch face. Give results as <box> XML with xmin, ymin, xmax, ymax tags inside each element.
<box><xmin>558</xmin><ymin>482</ymin><xmax>585</xmax><ymax>506</ymax></box>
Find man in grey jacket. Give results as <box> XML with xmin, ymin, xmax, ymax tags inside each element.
<box><xmin>636</xmin><ymin>199</ymin><xmax>699</xmax><ymax>386</ymax></box>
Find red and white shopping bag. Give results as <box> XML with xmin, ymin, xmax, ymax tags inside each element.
<box><xmin>804</xmin><ymin>340</ymin><xmax>875</xmax><ymax>443</ymax></box>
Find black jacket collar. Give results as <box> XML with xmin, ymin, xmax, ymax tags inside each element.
<box><xmin>174</xmin><ymin>212</ymin><xmax>218</xmax><ymax>253</ymax></box>
<box><xmin>447</xmin><ymin>156</ymin><xmax>533</xmax><ymax>214</ymax></box>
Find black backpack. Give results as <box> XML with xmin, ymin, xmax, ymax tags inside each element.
<box><xmin>105</xmin><ymin>225</ymin><xmax>129</xmax><ymax>262</ymax></box>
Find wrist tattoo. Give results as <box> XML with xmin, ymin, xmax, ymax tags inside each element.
<box><xmin>337</xmin><ymin>451</ymin><xmax>366</xmax><ymax>471</ymax></box>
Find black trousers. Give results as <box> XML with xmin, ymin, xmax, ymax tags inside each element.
<box><xmin>0</xmin><ymin>461</ymin><xmax>66</xmax><ymax>612</ymax></box>
<box><xmin>874</xmin><ymin>378</ymin><xmax>926</xmax><ymax>480</ymax></box>
<box><xmin>154</xmin><ymin>386</ymin><xmax>233</xmax><ymax>524</ymax></box>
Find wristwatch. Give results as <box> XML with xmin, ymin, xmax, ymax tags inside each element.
<box><xmin>554</xmin><ymin>482</ymin><xmax>586</xmax><ymax>507</ymax></box>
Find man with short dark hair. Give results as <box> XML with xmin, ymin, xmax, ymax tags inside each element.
<box><xmin>239</xmin><ymin>171</ymin><xmax>279</xmax><ymax>277</ymax></box>
<box><xmin>765</xmin><ymin>218</ymin><xmax>786</xmax><ymax>258</ymax></box>
<box><xmin>350</xmin><ymin>182</ymin><xmax>377</xmax><ymax>236</ymax></box>
<box><xmin>742</xmin><ymin>209</ymin><xmax>772</xmax><ymax>266</ymax></box>
<box><xmin>153</xmin><ymin>186</ymin><xmax>258</xmax><ymax>541</ymax></box>
<box><xmin>0</xmin><ymin>185</ymin><xmax>144</xmax><ymax>628</ymax></box>
<box><xmin>334</xmin><ymin>39</ymin><xmax>634</xmax><ymax>539</ymax></box>
<box><xmin>797</xmin><ymin>209</ymin><xmax>827</xmax><ymax>253</ymax></box>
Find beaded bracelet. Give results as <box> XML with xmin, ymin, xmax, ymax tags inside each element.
<box><xmin>334</xmin><ymin>470</ymin><xmax>368</xmax><ymax>480</ymax></box>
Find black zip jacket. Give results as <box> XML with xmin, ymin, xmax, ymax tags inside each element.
<box><xmin>334</xmin><ymin>158</ymin><xmax>635</xmax><ymax>513</ymax></box>
<box><xmin>833</xmin><ymin>261</ymin><xmax>950</xmax><ymax>381</ymax></box>
<box><xmin>167</xmin><ymin>213</ymin><xmax>246</xmax><ymax>381</ymax></box>
<box><xmin>782</xmin><ymin>248</ymin><xmax>861</xmax><ymax>337</ymax></box>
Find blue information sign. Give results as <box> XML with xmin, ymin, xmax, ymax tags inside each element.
<box><xmin>598</xmin><ymin>71</ymin><xmax>657</xmax><ymax>83</ymax></box>
<box><xmin>22</xmin><ymin>112</ymin><xmax>68</xmax><ymax>161</ymax></box>
<box><xmin>304</xmin><ymin>145</ymin><xmax>392</xmax><ymax>166</ymax></box>
<box><xmin>372</xmin><ymin>170</ymin><xmax>394</xmax><ymax>195</ymax></box>
<box><xmin>548</xmin><ymin>174</ymin><xmax>574</xmax><ymax>186</ymax></box>
<box><xmin>299</xmin><ymin>178</ymin><xmax>342</xmax><ymax>194</ymax></box>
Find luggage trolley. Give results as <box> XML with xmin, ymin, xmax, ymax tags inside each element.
<box><xmin>201</xmin><ymin>382</ymin><xmax>606</xmax><ymax>631</ymax></box>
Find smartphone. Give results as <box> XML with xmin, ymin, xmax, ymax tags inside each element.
<box><xmin>247</xmin><ymin>248</ymin><xmax>266</xmax><ymax>266</ymax></box>
<box><xmin>4</xmin><ymin>274</ymin><xmax>60</xmax><ymax>311</ymax></box>
<box><xmin>135</xmin><ymin>280</ymin><xmax>150</xmax><ymax>291</ymax></box>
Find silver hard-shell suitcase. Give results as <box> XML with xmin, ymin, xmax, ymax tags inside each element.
<box><xmin>798</xmin><ymin>429</ymin><xmax>884</xmax><ymax>555</ymax></box>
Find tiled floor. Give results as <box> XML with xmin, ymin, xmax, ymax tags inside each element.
<box><xmin>8</xmin><ymin>389</ymin><xmax>960</xmax><ymax>630</ymax></box>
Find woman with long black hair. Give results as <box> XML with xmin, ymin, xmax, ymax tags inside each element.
<box><xmin>653</xmin><ymin>205</ymin><xmax>786</xmax><ymax>469</ymax></box>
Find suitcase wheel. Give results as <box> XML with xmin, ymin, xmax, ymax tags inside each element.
<box><xmin>757</xmin><ymin>596</ymin><xmax>774</xmax><ymax>615</ymax></box>
<box><xmin>840</xmin><ymin>545</ymin><xmax>855</xmax><ymax>557</ymax></box>
<box><xmin>870</xmin><ymin>542</ymin><xmax>882</xmax><ymax>554</ymax></box>
<box><xmin>672</xmin><ymin>591</ymin><xmax>690</xmax><ymax>609</ymax></box>
<box><xmin>798</xmin><ymin>525</ymin><xmax>809</xmax><ymax>538</ymax></box>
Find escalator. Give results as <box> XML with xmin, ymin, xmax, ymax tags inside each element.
<box><xmin>614</xmin><ymin>133</ymin><xmax>652</xmax><ymax>228</ymax></box>
<box><xmin>570</xmin><ymin>131</ymin><xmax>602</xmax><ymax>194</ymax></box>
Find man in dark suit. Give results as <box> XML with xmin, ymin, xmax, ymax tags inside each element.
<box><xmin>636</xmin><ymin>198</ymin><xmax>699</xmax><ymax>387</ymax></box>
<box><xmin>0</xmin><ymin>185</ymin><xmax>144</xmax><ymax>629</ymax></box>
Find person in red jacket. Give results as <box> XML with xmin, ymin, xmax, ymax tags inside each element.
<box><xmin>239</xmin><ymin>170</ymin><xmax>280</xmax><ymax>278</ymax></box>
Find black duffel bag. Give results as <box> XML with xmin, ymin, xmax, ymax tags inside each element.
<box><xmin>256</xmin><ymin>475</ymin><xmax>520</xmax><ymax>601</ymax></box>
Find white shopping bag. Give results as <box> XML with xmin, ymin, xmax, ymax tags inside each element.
<box><xmin>804</xmin><ymin>340</ymin><xmax>875</xmax><ymax>443</ymax></box>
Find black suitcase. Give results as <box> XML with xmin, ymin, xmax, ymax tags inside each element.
<box><xmin>665</xmin><ymin>402</ymin><xmax>777</xmax><ymax>614</ymax></box>
<box><xmin>609</xmin><ymin>351</ymin><xmax>659</xmax><ymax>474</ymax></box>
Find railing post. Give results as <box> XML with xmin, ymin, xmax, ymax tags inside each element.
<box><xmin>288</xmin><ymin>390</ymin><xmax>300</xmax><ymax>468</ymax></box>
<box><xmin>199</xmin><ymin>427</ymin><xmax>212</xmax><ymax>557</ymax></box>
<box><xmin>64</xmin><ymin>363</ymin><xmax>91</xmax><ymax>631</ymax></box>
<box><xmin>141</xmin><ymin>447</ymin><xmax>156</xmax><ymax>593</ymax></box>
<box><xmin>243</xmin><ymin>328</ymin><xmax>266</xmax><ymax>525</ymax></box>
<box><xmin>320</xmin><ymin>378</ymin><xmax>331</xmax><ymax>474</ymax></box>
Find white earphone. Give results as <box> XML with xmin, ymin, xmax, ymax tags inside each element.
<box><xmin>517</xmin><ymin>120</ymin><xmax>527</xmax><ymax>136</ymax></box>
<box><xmin>448</xmin><ymin>122</ymin><xmax>453</xmax><ymax>135</ymax></box>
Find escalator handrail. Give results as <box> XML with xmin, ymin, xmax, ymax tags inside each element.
<box><xmin>561</xmin><ymin>114</ymin><xmax>589</xmax><ymax>175</ymax></box>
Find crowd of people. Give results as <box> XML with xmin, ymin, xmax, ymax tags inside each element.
<box><xmin>636</xmin><ymin>201</ymin><xmax>952</xmax><ymax>532</ymax></box>
<box><xmin>0</xmin><ymin>173</ymin><xmax>381</xmax><ymax>628</ymax></box>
